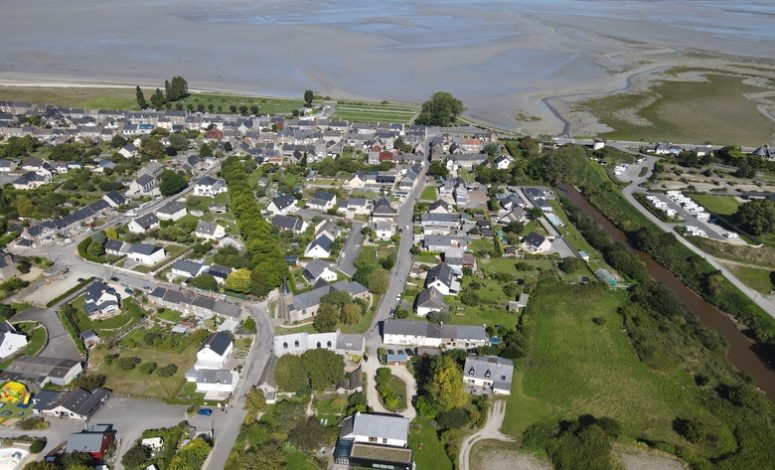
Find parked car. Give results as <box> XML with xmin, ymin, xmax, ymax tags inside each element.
<box><xmin>124</xmin><ymin>288</ymin><xmax>134</xmax><ymax>295</ymax></box>
<box><xmin>197</xmin><ymin>408</ymin><xmax>213</xmax><ymax>416</ymax></box>
<box><xmin>110</xmin><ymin>276</ymin><xmax>119</xmax><ymax>281</ymax></box>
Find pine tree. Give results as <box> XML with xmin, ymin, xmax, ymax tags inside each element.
<box><xmin>135</xmin><ymin>86</ymin><xmax>147</xmax><ymax>109</ymax></box>
<box><xmin>164</xmin><ymin>80</ymin><xmax>172</xmax><ymax>100</ymax></box>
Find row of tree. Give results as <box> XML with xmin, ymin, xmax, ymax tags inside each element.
<box><xmin>136</xmin><ymin>76</ymin><xmax>189</xmax><ymax>110</ymax></box>
<box><xmin>274</xmin><ymin>349</ymin><xmax>344</xmax><ymax>393</ymax></box>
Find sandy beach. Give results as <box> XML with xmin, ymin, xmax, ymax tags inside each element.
<box><xmin>1</xmin><ymin>0</ymin><xmax>775</xmax><ymax>135</ymax></box>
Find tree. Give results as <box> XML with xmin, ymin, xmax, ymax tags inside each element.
<box><xmin>342</xmin><ymin>303</ymin><xmax>361</xmax><ymax>325</ymax></box>
<box><xmin>428</xmin><ymin>161</ymin><xmax>449</xmax><ymax>178</ymax></box>
<box><xmin>199</xmin><ymin>143</ymin><xmax>213</xmax><ymax>157</ymax></box>
<box><xmin>169</xmin><ymin>133</ymin><xmax>188</xmax><ymax>151</ymax></box>
<box><xmin>304</xmin><ymin>90</ymin><xmax>314</xmax><ymax>107</ymax></box>
<box><xmin>735</xmin><ymin>162</ymin><xmax>756</xmax><ymax>178</ymax></box>
<box><xmin>313</xmin><ymin>303</ymin><xmax>339</xmax><ymax>332</ymax></box>
<box><xmin>427</xmin><ymin>355</ymin><xmax>467</xmax><ymax>411</ymax></box>
<box><xmin>240</xmin><ymin>441</ymin><xmax>285</xmax><ymax>470</ymax></box>
<box><xmin>191</xmin><ymin>274</ymin><xmax>218</xmax><ymax>291</ymax></box>
<box><xmin>673</xmin><ymin>417</ymin><xmax>707</xmax><ymax>443</ymax></box>
<box><xmin>159</xmin><ymin>170</ymin><xmax>187</xmax><ymax>196</ymax></box>
<box><xmin>74</xmin><ymin>373</ymin><xmax>106</xmax><ymax>391</ymax></box>
<box><xmin>141</xmin><ymin>137</ymin><xmax>166</xmax><ymax>160</ymax></box>
<box><xmin>157</xmin><ymin>364</ymin><xmax>177</xmax><ymax>376</ymax></box>
<box><xmin>111</xmin><ymin>134</ymin><xmax>127</xmax><ymax>148</ymax></box>
<box><xmin>367</xmin><ymin>270</ymin><xmax>389</xmax><ymax>294</ymax></box>
<box><xmin>289</xmin><ymin>417</ymin><xmax>327</xmax><ymax>450</ymax></box>
<box><xmin>274</xmin><ymin>355</ymin><xmax>308</xmax><ymax>391</ymax></box>
<box><xmin>735</xmin><ymin>199</ymin><xmax>775</xmax><ymax>235</ymax></box>
<box><xmin>244</xmin><ymin>386</ymin><xmax>266</xmax><ymax>424</ymax></box>
<box><xmin>460</xmin><ymin>288</ymin><xmax>479</xmax><ymax>306</ymax></box>
<box><xmin>122</xmin><ymin>443</ymin><xmax>151</xmax><ymax>468</ymax></box>
<box><xmin>302</xmin><ymin>348</ymin><xmax>344</xmax><ymax>391</ymax></box>
<box><xmin>23</xmin><ymin>463</ymin><xmax>59</xmax><ymax>470</ymax></box>
<box><xmin>150</xmin><ymin>88</ymin><xmax>166</xmax><ymax>109</ymax></box>
<box><xmin>168</xmin><ymin>438</ymin><xmax>211</xmax><ymax>470</ymax></box>
<box><xmin>250</xmin><ymin>105</ymin><xmax>259</xmax><ymax>115</ymax></box>
<box><xmin>117</xmin><ymin>356</ymin><xmax>141</xmax><ymax>370</ymax></box>
<box><xmin>60</xmin><ymin>452</ymin><xmax>92</xmax><ymax>468</ymax></box>
<box><xmin>86</xmin><ymin>239</ymin><xmax>105</xmax><ymax>258</ymax></box>
<box><xmin>139</xmin><ymin>362</ymin><xmax>157</xmax><ymax>374</ymax></box>
<box><xmin>136</xmin><ymin>86</ymin><xmax>147</xmax><ymax>109</ymax></box>
<box><xmin>414</xmin><ymin>92</ymin><xmax>464</xmax><ymax>126</ymax></box>
<box><xmin>226</xmin><ymin>269</ymin><xmax>252</xmax><ymax>293</ymax></box>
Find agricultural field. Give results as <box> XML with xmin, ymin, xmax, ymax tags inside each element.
<box><xmin>579</xmin><ymin>73</ymin><xmax>775</xmax><ymax>145</ymax></box>
<box><xmin>333</xmin><ymin>100</ymin><xmax>418</xmax><ymax>124</ymax></box>
<box><xmin>0</xmin><ymin>86</ymin><xmax>140</xmax><ymax>110</ymax></box>
<box><xmin>177</xmin><ymin>93</ymin><xmax>317</xmax><ymax>116</ymax></box>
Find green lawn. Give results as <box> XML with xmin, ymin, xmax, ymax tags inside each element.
<box><xmin>0</xmin><ymin>86</ymin><xmax>140</xmax><ymax>110</ymax></box>
<box><xmin>314</xmin><ymin>394</ymin><xmax>347</xmax><ymax>426</ymax></box>
<box><xmin>503</xmin><ymin>282</ymin><xmax>731</xmax><ymax>453</ymax></box>
<box><xmin>409</xmin><ymin>417</ymin><xmax>453</xmax><ymax>470</ymax></box>
<box><xmin>377</xmin><ymin>372</ymin><xmax>407</xmax><ymax>412</ymax></box>
<box><xmin>178</xmin><ymin>93</ymin><xmax>316</xmax><ymax>116</ymax></box>
<box><xmin>72</xmin><ymin>297</ymin><xmax>145</xmax><ymax>338</ymax></box>
<box><xmin>157</xmin><ymin>309</ymin><xmax>184</xmax><ymax>323</ymax></box>
<box><xmin>690</xmin><ymin>194</ymin><xmax>740</xmax><ymax>215</ymax></box>
<box><xmin>447</xmin><ymin>277</ymin><xmax>516</xmax><ymax>328</ymax></box>
<box><xmin>420</xmin><ymin>186</ymin><xmax>438</xmax><ymax>202</ymax></box>
<box><xmin>579</xmin><ymin>73</ymin><xmax>775</xmax><ymax>145</ymax></box>
<box><xmin>725</xmin><ymin>264</ymin><xmax>774</xmax><ymax>295</ymax></box>
<box><xmin>333</xmin><ymin>101</ymin><xmax>418</xmax><ymax>124</ymax></box>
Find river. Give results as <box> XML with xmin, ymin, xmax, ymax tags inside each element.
<box><xmin>559</xmin><ymin>185</ymin><xmax>775</xmax><ymax>399</ymax></box>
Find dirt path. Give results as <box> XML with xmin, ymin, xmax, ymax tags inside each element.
<box><xmin>459</xmin><ymin>399</ymin><xmax>515</xmax><ymax>470</ymax></box>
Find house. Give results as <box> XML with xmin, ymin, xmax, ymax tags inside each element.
<box><xmin>338</xmin><ymin>198</ymin><xmax>371</xmax><ymax>216</ymax></box>
<box><xmin>345</xmin><ymin>173</ymin><xmax>367</xmax><ymax>189</ymax></box>
<box><xmin>521</xmin><ymin>232</ymin><xmax>551</xmax><ymax>254</ymax></box>
<box><xmin>12</xmin><ymin>172</ymin><xmax>49</xmax><ymax>190</ymax></box>
<box><xmin>157</xmin><ymin>201</ymin><xmax>187</xmax><ymax>221</ymax></box>
<box><xmin>374</xmin><ymin>221</ymin><xmax>394</xmax><ymax>241</ymax></box>
<box><xmin>0</xmin><ymin>356</ymin><xmax>83</xmax><ymax>389</ymax></box>
<box><xmin>195</xmin><ymin>332</ymin><xmax>233</xmax><ymax>370</ymax></box>
<box><xmin>104</xmin><ymin>239</ymin><xmax>128</xmax><ymax>257</ymax></box>
<box><xmin>494</xmin><ymin>154</ymin><xmax>513</xmax><ymax>170</ymax></box>
<box><xmin>65</xmin><ymin>424</ymin><xmax>115</xmax><ymax>459</ymax></box>
<box><xmin>428</xmin><ymin>199</ymin><xmax>451</xmax><ymax>215</ymax></box>
<box><xmin>0</xmin><ymin>322</ymin><xmax>28</xmax><ymax>359</ymax></box>
<box><xmin>80</xmin><ymin>330</ymin><xmax>102</xmax><ymax>349</ymax></box>
<box><xmin>207</xmin><ymin>264</ymin><xmax>232</xmax><ymax>285</ymax></box>
<box><xmin>102</xmin><ymin>191</ymin><xmax>127</xmax><ymax>209</ymax></box>
<box><xmin>273</xmin><ymin>330</ymin><xmax>365</xmax><ymax>357</ymax></box>
<box><xmin>148</xmin><ymin>287</ymin><xmax>242</xmax><ymax>319</ymax></box>
<box><xmin>286</xmin><ymin>280</ymin><xmax>370</xmax><ymax>323</ymax></box>
<box><xmin>118</xmin><ymin>143</ymin><xmax>138</xmax><ymax>158</ymax></box>
<box><xmin>127</xmin><ymin>173</ymin><xmax>156</xmax><ymax>196</ymax></box>
<box><xmin>420</xmin><ymin>213</ymin><xmax>460</xmax><ymax>235</ymax></box>
<box><xmin>334</xmin><ymin>413</ymin><xmax>412</xmax><ymax>470</ymax></box>
<box><xmin>194</xmin><ymin>220</ymin><xmax>226</xmax><ymax>241</ymax></box>
<box><xmin>128</xmin><ymin>213</ymin><xmax>160</xmax><ymax>234</ymax></box>
<box><xmin>193</xmin><ymin>176</ymin><xmax>227</xmax><ymax>197</ymax></box>
<box><xmin>127</xmin><ymin>243</ymin><xmax>166</xmax><ymax>266</ymax></box>
<box><xmin>33</xmin><ymin>388</ymin><xmax>111</xmax><ymax>421</ymax></box>
<box><xmin>371</xmin><ymin>197</ymin><xmax>397</xmax><ymax>222</ymax></box>
<box><xmin>752</xmin><ymin>145</ymin><xmax>773</xmax><ymax>160</ymax></box>
<box><xmin>382</xmin><ymin>319</ymin><xmax>488</xmax><ymax>350</ymax></box>
<box><xmin>307</xmin><ymin>191</ymin><xmax>337</xmax><ymax>211</ymax></box>
<box><xmin>171</xmin><ymin>259</ymin><xmax>208</xmax><ymax>279</ymax></box>
<box><xmin>305</xmin><ymin>234</ymin><xmax>334</xmax><ymax>259</ymax></box>
<box><xmin>271</xmin><ymin>215</ymin><xmax>308</xmax><ymax>234</ymax></box>
<box><xmin>267</xmin><ymin>194</ymin><xmax>297</xmax><ymax>216</ymax></box>
<box><xmin>314</xmin><ymin>220</ymin><xmax>342</xmax><ymax>241</ymax></box>
<box><xmin>303</xmin><ymin>259</ymin><xmax>338</xmax><ymax>284</ymax></box>
<box><xmin>0</xmin><ymin>159</ymin><xmax>16</xmax><ymax>173</ymax></box>
<box><xmin>184</xmin><ymin>368</ymin><xmax>239</xmax><ymax>398</ymax></box>
<box><xmin>463</xmin><ymin>356</ymin><xmax>514</xmax><ymax>395</ymax></box>
<box><xmin>415</xmin><ymin>287</ymin><xmax>445</xmax><ymax>317</ymax></box>
<box><xmin>83</xmin><ymin>282</ymin><xmax>121</xmax><ymax>319</ymax></box>
<box><xmin>425</xmin><ymin>263</ymin><xmax>460</xmax><ymax>296</ymax></box>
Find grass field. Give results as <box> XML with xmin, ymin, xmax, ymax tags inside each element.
<box><xmin>725</xmin><ymin>264</ymin><xmax>773</xmax><ymax>294</ymax></box>
<box><xmin>314</xmin><ymin>394</ymin><xmax>347</xmax><ymax>426</ymax></box>
<box><xmin>409</xmin><ymin>417</ymin><xmax>453</xmax><ymax>470</ymax></box>
<box><xmin>333</xmin><ymin>101</ymin><xmax>418</xmax><ymax>124</ymax></box>
<box><xmin>177</xmin><ymin>93</ymin><xmax>315</xmax><ymax>115</ymax></box>
<box><xmin>687</xmin><ymin>235</ymin><xmax>775</xmax><ymax>267</ymax></box>
<box><xmin>0</xmin><ymin>86</ymin><xmax>140</xmax><ymax>110</ymax></box>
<box><xmin>420</xmin><ymin>186</ymin><xmax>438</xmax><ymax>202</ymax></box>
<box><xmin>690</xmin><ymin>193</ymin><xmax>741</xmax><ymax>215</ymax></box>
<box><xmin>579</xmin><ymin>74</ymin><xmax>775</xmax><ymax>145</ymax></box>
<box><xmin>503</xmin><ymin>282</ymin><xmax>732</xmax><ymax>454</ymax></box>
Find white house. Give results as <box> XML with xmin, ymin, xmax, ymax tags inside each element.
<box><xmin>127</xmin><ymin>244</ymin><xmax>166</xmax><ymax>266</ymax></box>
<box><xmin>304</xmin><ymin>234</ymin><xmax>334</xmax><ymax>259</ymax></box>
<box><xmin>171</xmin><ymin>259</ymin><xmax>208</xmax><ymax>279</ymax></box>
<box><xmin>415</xmin><ymin>287</ymin><xmax>445</xmax><ymax>317</ymax></box>
<box><xmin>184</xmin><ymin>369</ymin><xmax>239</xmax><ymax>397</ymax></box>
<box><xmin>307</xmin><ymin>191</ymin><xmax>337</xmax><ymax>211</ymax></box>
<box><xmin>157</xmin><ymin>202</ymin><xmax>187</xmax><ymax>222</ymax></box>
<box><xmin>463</xmin><ymin>356</ymin><xmax>514</xmax><ymax>396</ymax></box>
<box><xmin>338</xmin><ymin>198</ymin><xmax>371</xmax><ymax>216</ymax></box>
<box><xmin>374</xmin><ymin>221</ymin><xmax>394</xmax><ymax>241</ymax></box>
<box><xmin>382</xmin><ymin>319</ymin><xmax>488</xmax><ymax>350</ymax></box>
<box><xmin>193</xmin><ymin>176</ymin><xmax>227</xmax><ymax>197</ymax></box>
<box><xmin>273</xmin><ymin>331</ymin><xmax>365</xmax><ymax>357</ymax></box>
<box><xmin>194</xmin><ymin>332</ymin><xmax>233</xmax><ymax>370</ymax></box>
<box><xmin>494</xmin><ymin>154</ymin><xmax>513</xmax><ymax>170</ymax></box>
<box><xmin>194</xmin><ymin>220</ymin><xmax>226</xmax><ymax>241</ymax></box>
<box><xmin>0</xmin><ymin>322</ymin><xmax>28</xmax><ymax>359</ymax></box>
<box><xmin>425</xmin><ymin>263</ymin><xmax>460</xmax><ymax>296</ymax></box>
<box><xmin>128</xmin><ymin>213</ymin><xmax>160</xmax><ymax>234</ymax></box>
<box><xmin>266</xmin><ymin>194</ymin><xmax>297</xmax><ymax>216</ymax></box>
<box><xmin>340</xmin><ymin>412</ymin><xmax>410</xmax><ymax>448</ymax></box>
<box><xmin>521</xmin><ymin>232</ymin><xmax>552</xmax><ymax>254</ymax></box>
<box><xmin>302</xmin><ymin>259</ymin><xmax>338</xmax><ymax>284</ymax></box>
<box><xmin>82</xmin><ymin>282</ymin><xmax>121</xmax><ymax>319</ymax></box>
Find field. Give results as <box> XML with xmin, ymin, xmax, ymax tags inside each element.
<box><xmin>176</xmin><ymin>93</ymin><xmax>315</xmax><ymax>115</ymax></box>
<box><xmin>687</xmin><ymin>235</ymin><xmax>775</xmax><ymax>267</ymax></box>
<box><xmin>0</xmin><ymin>86</ymin><xmax>140</xmax><ymax>110</ymax></box>
<box><xmin>333</xmin><ymin>100</ymin><xmax>418</xmax><ymax>124</ymax></box>
<box><xmin>724</xmin><ymin>264</ymin><xmax>773</xmax><ymax>295</ymax></box>
<box><xmin>471</xmin><ymin>440</ymin><xmax>551</xmax><ymax>470</ymax></box>
<box><xmin>503</xmin><ymin>282</ymin><xmax>731</xmax><ymax>454</ymax></box>
<box><xmin>579</xmin><ymin>74</ymin><xmax>775</xmax><ymax>145</ymax></box>
<box><xmin>420</xmin><ymin>186</ymin><xmax>438</xmax><ymax>202</ymax></box>
<box><xmin>409</xmin><ymin>417</ymin><xmax>453</xmax><ymax>470</ymax></box>
<box><xmin>689</xmin><ymin>194</ymin><xmax>740</xmax><ymax>215</ymax></box>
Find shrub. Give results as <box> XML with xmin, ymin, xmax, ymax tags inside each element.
<box><xmin>117</xmin><ymin>356</ymin><xmax>141</xmax><ymax>370</ymax></box>
<box><xmin>29</xmin><ymin>438</ymin><xmax>46</xmax><ymax>453</ymax></box>
<box><xmin>16</xmin><ymin>416</ymin><xmax>47</xmax><ymax>431</ymax></box>
<box><xmin>121</xmin><ymin>443</ymin><xmax>151</xmax><ymax>468</ymax></box>
<box><xmin>157</xmin><ymin>364</ymin><xmax>178</xmax><ymax>377</ymax></box>
<box><xmin>139</xmin><ymin>362</ymin><xmax>157</xmax><ymax>375</ymax></box>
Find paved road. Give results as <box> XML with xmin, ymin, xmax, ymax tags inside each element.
<box><xmin>11</xmin><ymin>307</ymin><xmax>81</xmax><ymax>360</ymax></box>
<box><xmin>337</xmin><ymin>221</ymin><xmax>363</xmax><ymax>277</ymax></box>
<box><xmin>0</xmin><ymin>420</ymin><xmax>82</xmax><ymax>457</ymax></box>
<box><xmin>621</xmin><ymin>155</ymin><xmax>775</xmax><ymax>317</ymax></box>
<box><xmin>364</xmin><ymin>161</ymin><xmax>428</xmax><ymax>351</ymax></box>
<box><xmin>458</xmin><ymin>399</ymin><xmax>514</xmax><ymax>470</ymax></box>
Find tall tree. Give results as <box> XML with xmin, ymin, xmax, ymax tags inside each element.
<box><xmin>736</xmin><ymin>199</ymin><xmax>775</xmax><ymax>235</ymax></box>
<box><xmin>135</xmin><ymin>86</ymin><xmax>147</xmax><ymax>109</ymax></box>
<box><xmin>414</xmin><ymin>91</ymin><xmax>464</xmax><ymax>126</ymax></box>
<box><xmin>427</xmin><ymin>355</ymin><xmax>467</xmax><ymax>411</ymax></box>
<box><xmin>165</xmin><ymin>80</ymin><xmax>172</xmax><ymax>99</ymax></box>
<box><xmin>304</xmin><ymin>90</ymin><xmax>314</xmax><ymax>107</ymax></box>
<box><xmin>225</xmin><ymin>268</ymin><xmax>253</xmax><ymax>293</ymax></box>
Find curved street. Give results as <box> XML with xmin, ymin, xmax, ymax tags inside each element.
<box><xmin>458</xmin><ymin>399</ymin><xmax>514</xmax><ymax>470</ymax></box>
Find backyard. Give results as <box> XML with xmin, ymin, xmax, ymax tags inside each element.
<box><xmin>71</xmin><ymin>296</ymin><xmax>145</xmax><ymax>338</ymax></box>
<box><xmin>409</xmin><ymin>417</ymin><xmax>453</xmax><ymax>470</ymax></box>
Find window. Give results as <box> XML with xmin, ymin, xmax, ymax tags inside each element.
<box><xmin>294</xmin><ymin>340</ymin><xmax>299</xmax><ymax>347</ymax></box>
<box><xmin>382</xmin><ymin>438</ymin><xmax>388</xmax><ymax>444</ymax></box>
<box><xmin>369</xmin><ymin>436</ymin><xmax>377</xmax><ymax>443</ymax></box>
<box><xmin>327</xmin><ymin>341</ymin><xmax>332</xmax><ymax>348</ymax></box>
<box><xmin>317</xmin><ymin>342</ymin><xmax>321</xmax><ymax>348</ymax></box>
<box><xmin>283</xmin><ymin>342</ymin><xmax>288</xmax><ymax>349</ymax></box>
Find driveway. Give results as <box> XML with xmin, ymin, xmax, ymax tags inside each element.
<box><xmin>361</xmin><ymin>354</ymin><xmax>417</xmax><ymax>420</ymax></box>
<box><xmin>11</xmin><ymin>307</ymin><xmax>81</xmax><ymax>361</ymax></box>
<box><xmin>458</xmin><ymin>399</ymin><xmax>514</xmax><ymax>470</ymax></box>
<box><xmin>337</xmin><ymin>221</ymin><xmax>363</xmax><ymax>277</ymax></box>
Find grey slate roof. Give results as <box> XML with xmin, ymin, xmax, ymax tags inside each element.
<box><xmin>464</xmin><ymin>355</ymin><xmax>514</xmax><ymax>391</ymax></box>
<box><xmin>341</xmin><ymin>412</ymin><xmax>409</xmax><ymax>442</ymax></box>
<box><xmin>203</xmin><ymin>331</ymin><xmax>232</xmax><ymax>356</ymax></box>
<box><xmin>523</xmin><ymin>232</ymin><xmax>546</xmax><ymax>248</ymax></box>
<box><xmin>416</xmin><ymin>287</ymin><xmax>445</xmax><ymax>310</ymax></box>
<box><xmin>426</xmin><ymin>263</ymin><xmax>454</xmax><ymax>288</ymax></box>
